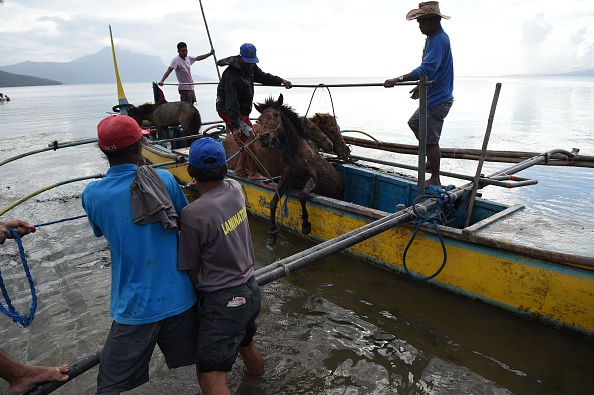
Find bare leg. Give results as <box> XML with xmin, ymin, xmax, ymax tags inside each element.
<box><xmin>0</xmin><ymin>349</ymin><xmax>69</xmax><ymax>395</ymax></box>
<box><xmin>234</xmin><ymin>151</ymin><xmax>248</xmax><ymax>176</ymax></box>
<box><xmin>244</xmin><ymin>135</ymin><xmax>266</xmax><ymax>181</ymax></box>
<box><xmin>425</xmin><ymin>143</ymin><xmax>441</xmax><ymax>187</ymax></box>
<box><xmin>198</xmin><ymin>371</ymin><xmax>231</xmax><ymax>395</ymax></box>
<box><xmin>239</xmin><ymin>341</ymin><xmax>264</xmax><ymax>375</ymax></box>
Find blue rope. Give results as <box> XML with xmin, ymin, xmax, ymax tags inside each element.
<box><xmin>34</xmin><ymin>214</ymin><xmax>87</xmax><ymax>228</ymax></box>
<box><xmin>0</xmin><ymin>229</ymin><xmax>38</xmax><ymax>327</ymax></box>
<box><xmin>402</xmin><ymin>187</ymin><xmax>455</xmax><ymax>281</ymax></box>
<box><xmin>0</xmin><ymin>214</ymin><xmax>88</xmax><ymax>327</ymax></box>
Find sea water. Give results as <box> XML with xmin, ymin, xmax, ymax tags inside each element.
<box><xmin>1</xmin><ymin>77</ymin><xmax>594</xmax><ymax>394</ymax></box>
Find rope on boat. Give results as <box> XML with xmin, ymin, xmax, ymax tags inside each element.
<box><xmin>402</xmin><ymin>185</ymin><xmax>456</xmax><ymax>281</ymax></box>
<box><xmin>0</xmin><ymin>229</ymin><xmax>38</xmax><ymax>327</ymax></box>
<box><xmin>0</xmin><ymin>138</ymin><xmax>99</xmax><ymax>168</ymax></box>
<box><xmin>303</xmin><ymin>84</ymin><xmax>337</xmax><ymax>120</ymax></box>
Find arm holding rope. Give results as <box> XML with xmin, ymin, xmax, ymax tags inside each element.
<box><xmin>0</xmin><ymin>219</ymin><xmax>35</xmax><ymax>244</ymax></box>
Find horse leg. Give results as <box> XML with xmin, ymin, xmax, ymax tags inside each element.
<box><xmin>267</xmin><ymin>176</ymin><xmax>289</xmax><ymax>246</ymax></box>
<box><xmin>298</xmin><ymin>177</ymin><xmax>316</xmax><ymax>235</ymax></box>
<box><xmin>267</xmin><ymin>193</ymin><xmax>280</xmax><ymax>246</ymax></box>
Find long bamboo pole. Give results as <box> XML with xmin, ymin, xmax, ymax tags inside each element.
<box><xmin>341</xmin><ymin>137</ymin><xmax>592</xmax><ymax>167</ymax></box>
<box><xmin>464</xmin><ymin>83</ymin><xmax>502</xmax><ymax>228</ymax></box>
<box><xmin>198</xmin><ymin>0</ymin><xmax>220</xmax><ymax>80</ymax></box>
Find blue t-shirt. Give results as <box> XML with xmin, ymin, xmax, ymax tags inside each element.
<box><xmin>410</xmin><ymin>28</ymin><xmax>454</xmax><ymax>109</ymax></box>
<box><xmin>81</xmin><ymin>163</ymin><xmax>196</xmax><ymax>325</ymax></box>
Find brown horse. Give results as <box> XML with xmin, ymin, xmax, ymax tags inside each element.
<box><xmin>255</xmin><ymin>94</ymin><xmax>344</xmax><ymax>246</ymax></box>
<box><xmin>222</xmin><ymin>116</ymin><xmax>334</xmax><ymax>179</ymax></box>
<box><xmin>309</xmin><ymin>113</ymin><xmax>351</xmax><ymax>159</ymax></box>
<box><xmin>127</xmin><ymin>102</ymin><xmax>201</xmax><ymax>143</ymax></box>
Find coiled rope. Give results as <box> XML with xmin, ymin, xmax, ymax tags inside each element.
<box><xmin>402</xmin><ymin>186</ymin><xmax>456</xmax><ymax>281</ymax></box>
<box><xmin>1</xmin><ymin>228</ymin><xmax>38</xmax><ymax>327</ymax></box>
<box><xmin>0</xmin><ymin>215</ymin><xmax>88</xmax><ymax>327</ymax></box>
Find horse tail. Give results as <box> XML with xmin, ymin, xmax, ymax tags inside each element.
<box><xmin>190</xmin><ymin>109</ymin><xmax>202</xmax><ymax>135</ymax></box>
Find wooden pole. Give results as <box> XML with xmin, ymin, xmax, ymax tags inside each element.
<box><xmin>464</xmin><ymin>83</ymin><xmax>502</xmax><ymax>228</ymax></box>
<box><xmin>417</xmin><ymin>75</ymin><xmax>428</xmax><ymax>195</ymax></box>
<box><xmin>199</xmin><ymin>0</ymin><xmax>221</xmax><ymax>80</ymax></box>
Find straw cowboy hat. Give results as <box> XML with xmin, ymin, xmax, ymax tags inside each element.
<box><xmin>406</xmin><ymin>1</ymin><xmax>451</xmax><ymax>21</ymax></box>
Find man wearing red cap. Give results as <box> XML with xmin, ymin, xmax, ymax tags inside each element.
<box><xmin>216</xmin><ymin>43</ymin><xmax>292</xmax><ymax>181</ymax></box>
<box><xmin>81</xmin><ymin>115</ymin><xmax>200</xmax><ymax>394</ymax></box>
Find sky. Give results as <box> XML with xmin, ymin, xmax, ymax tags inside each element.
<box><xmin>1</xmin><ymin>0</ymin><xmax>594</xmax><ymax>79</ymax></box>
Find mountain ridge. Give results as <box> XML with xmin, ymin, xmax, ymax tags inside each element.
<box><xmin>0</xmin><ymin>48</ymin><xmax>208</xmax><ymax>86</ymax></box>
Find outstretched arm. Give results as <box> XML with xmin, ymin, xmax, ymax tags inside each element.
<box><xmin>195</xmin><ymin>49</ymin><xmax>215</xmax><ymax>61</ymax></box>
<box><xmin>158</xmin><ymin>67</ymin><xmax>174</xmax><ymax>86</ymax></box>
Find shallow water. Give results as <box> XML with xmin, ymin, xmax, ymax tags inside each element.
<box><xmin>1</xmin><ymin>78</ymin><xmax>594</xmax><ymax>394</ymax></box>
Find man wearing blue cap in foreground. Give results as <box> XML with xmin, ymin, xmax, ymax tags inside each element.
<box><xmin>178</xmin><ymin>138</ymin><xmax>264</xmax><ymax>395</ymax></box>
<box><xmin>216</xmin><ymin>43</ymin><xmax>292</xmax><ymax>181</ymax></box>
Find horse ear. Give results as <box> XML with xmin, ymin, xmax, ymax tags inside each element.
<box><xmin>254</xmin><ymin>102</ymin><xmax>264</xmax><ymax>113</ymax></box>
<box><xmin>278</xmin><ymin>93</ymin><xmax>283</xmax><ymax>106</ymax></box>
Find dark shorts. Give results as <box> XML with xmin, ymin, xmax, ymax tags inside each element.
<box><xmin>408</xmin><ymin>100</ymin><xmax>453</xmax><ymax>145</ymax></box>
<box><xmin>218</xmin><ymin>112</ymin><xmax>255</xmax><ymax>145</ymax></box>
<box><xmin>97</xmin><ymin>303</ymin><xmax>199</xmax><ymax>394</ymax></box>
<box><xmin>197</xmin><ymin>276</ymin><xmax>261</xmax><ymax>373</ymax></box>
<box><xmin>179</xmin><ymin>89</ymin><xmax>196</xmax><ymax>104</ymax></box>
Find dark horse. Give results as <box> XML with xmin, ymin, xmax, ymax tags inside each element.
<box><xmin>255</xmin><ymin>94</ymin><xmax>344</xmax><ymax>246</ymax></box>
<box><xmin>127</xmin><ymin>102</ymin><xmax>201</xmax><ymax>144</ymax></box>
<box><xmin>309</xmin><ymin>113</ymin><xmax>351</xmax><ymax>159</ymax></box>
<box><xmin>222</xmin><ymin>116</ymin><xmax>334</xmax><ymax>179</ymax></box>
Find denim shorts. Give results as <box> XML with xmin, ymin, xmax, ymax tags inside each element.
<box><xmin>97</xmin><ymin>303</ymin><xmax>199</xmax><ymax>394</ymax></box>
<box><xmin>408</xmin><ymin>100</ymin><xmax>453</xmax><ymax>145</ymax></box>
<box><xmin>197</xmin><ymin>276</ymin><xmax>261</xmax><ymax>372</ymax></box>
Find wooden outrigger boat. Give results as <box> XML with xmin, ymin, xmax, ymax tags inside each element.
<box><xmin>101</xmin><ymin>25</ymin><xmax>594</xmax><ymax>340</ymax></box>
<box><xmin>141</xmin><ymin>137</ymin><xmax>594</xmax><ymax>338</ymax></box>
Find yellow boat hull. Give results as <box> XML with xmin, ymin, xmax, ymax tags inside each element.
<box><xmin>142</xmin><ymin>141</ymin><xmax>594</xmax><ymax>338</ymax></box>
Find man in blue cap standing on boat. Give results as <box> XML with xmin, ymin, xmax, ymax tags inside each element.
<box><xmin>384</xmin><ymin>1</ymin><xmax>454</xmax><ymax>188</ymax></box>
<box><xmin>216</xmin><ymin>43</ymin><xmax>292</xmax><ymax>181</ymax></box>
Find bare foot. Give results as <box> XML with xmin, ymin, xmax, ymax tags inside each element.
<box><xmin>10</xmin><ymin>364</ymin><xmax>70</xmax><ymax>394</ymax></box>
<box><xmin>234</xmin><ymin>167</ymin><xmax>248</xmax><ymax>176</ymax></box>
<box><xmin>424</xmin><ymin>179</ymin><xmax>441</xmax><ymax>188</ymax></box>
<box><xmin>247</xmin><ymin>172</ymin><xmax>267</xmax><ymax>182</ymax></box>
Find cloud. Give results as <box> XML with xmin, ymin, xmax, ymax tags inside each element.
<box><xmin>577</xmin><ymin>34</ymin><xmax>594</xmax><ymax>67</ymax></box>
<box><xmin>571</xmin><ymin>27</ymin><xmax>588</xmax><ymax>45</ymax></box>
<box><xmin>521</xmin><ymin>13</ymin><xmax>553</xmax><ymax>45</ymax></box>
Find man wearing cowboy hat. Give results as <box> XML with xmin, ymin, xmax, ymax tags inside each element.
<box><xmin>385</xmin><ymin>1</ymin><xmax>454</xmax><ymax>188</ymax></box>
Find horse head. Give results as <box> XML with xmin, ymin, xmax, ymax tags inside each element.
<box><xmin>310</xmin><ymin>113</ymin><xmax>351</xmax><ymax>159</ymax></box>
<box><xmin>125</xmin><ymin>104</ymin><xmax>158</xmax><ymax>127</ymax></box>
<box><xmin>300</xmin><ymin>117</ymin><xmax>334</xmax><ymax>153</ymax></box>
<box><xmin>255</xmin><ymin>94</ymin><xmax>305</xmax><ymax>150</ymax></box>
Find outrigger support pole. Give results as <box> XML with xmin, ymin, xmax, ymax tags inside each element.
<box><xmin>26</xmin><ymin>184</ymin><xmax>468</xmax><ymax>394</ymax></box>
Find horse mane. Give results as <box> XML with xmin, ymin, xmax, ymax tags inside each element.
<box><xmin>256</xmin><ymin>95</ymin><xmax>306</xmax><ymax>138</ymax></box>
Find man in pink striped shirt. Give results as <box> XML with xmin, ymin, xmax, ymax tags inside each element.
<box><xmin>159</xmin><ymin>42</ymin><xmax>214</xmax><ymax>104</ymax></box>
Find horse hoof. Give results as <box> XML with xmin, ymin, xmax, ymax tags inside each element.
<box><xmin>302</xmin><ymin>222</ymin><xmax>312</xmax><ymax>235</ymax></box>
<box><xmin>267</xmin><ymin>233</ymin><xmax>277</xmax><ymax>246</ymax></box>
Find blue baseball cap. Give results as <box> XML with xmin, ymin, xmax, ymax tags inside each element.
<box><xmin>189</xmin><ymin>137</ymin><xmax>227</xmax><ymax>169</ymax></box>
<box><xmin>240</xmin><ymin>43</ymin><xmax>259</xmax><ymax>63</ymax></box>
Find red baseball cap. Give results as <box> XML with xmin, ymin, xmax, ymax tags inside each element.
<box><xmin>97</xmin><ymin>115</ymin><xmax>150</xmax><ymax>152</ymax></box>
